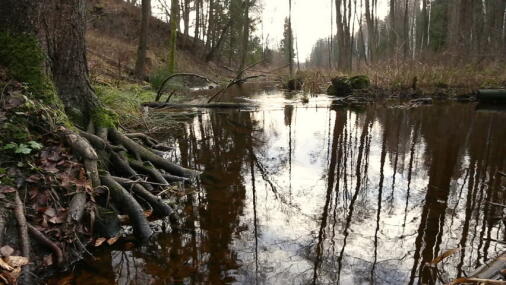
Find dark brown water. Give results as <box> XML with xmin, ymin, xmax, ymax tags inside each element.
<box><xmin>53</xmin><ymin>88</ymin><xmax>506</xmax><ymax>284</ymax></box>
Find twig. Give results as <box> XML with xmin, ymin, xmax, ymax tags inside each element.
<box><xmin>488</xmin><ymin>201</ymin><xmax>506</xmax><ymax>208</ymax></box>
<box><xmin>164</xmin><ymin>90</ymin><xmax>177</xmax><ymax>103</ymax></box>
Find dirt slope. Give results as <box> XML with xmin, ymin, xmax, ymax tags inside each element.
<box><xmin>85</xmin><ymin>0</ymin><xmax>234</xmax><ymax>83</ymax></box>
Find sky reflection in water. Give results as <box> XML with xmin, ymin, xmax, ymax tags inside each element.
<box><xmin>55</xmin><ymin>87</ymin><xmax>506</xmax><ymax>285</ymax></box>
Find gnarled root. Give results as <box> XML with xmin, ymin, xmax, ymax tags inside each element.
<box><xmin>109</xmin><ymin>128</ymin><xmax>200</xmax><ymax>178</ymax></box>
<box><xmin>100</xmin><ymin>174</ymin><xmax>153</xmax><ymax>241</ymax></box>
<box><xmin>61</xmin><ymin>124</ymin><xmax>197</xmax><ymax>243</ymax></box>
<box><xmin>27</xmin><ymin>224</ymin><xmax>64</xmax><ymax>265</ymax></box>
<box><xmin>113</xmin><ymin>177</ymin><xmax>180</xmax><ymax>227</ymax></box>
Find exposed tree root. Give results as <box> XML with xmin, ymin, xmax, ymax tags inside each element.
<box><xmin>13</xmin><ymin>192</ymin><xmax>30</xmax><ymax>259</ymax></box>
<box><xmin>67</xmin><ymin>192</ymin><xmax>87</xmax><ymax>225</ymax></box>
<box><xmin>0</xmin><ymin>209</ymin><xmax>6</xmax><ymax>245</ymax></box>
<box><xmin>100</xmin><ymin>174</ymin><xmax>153</xmax><ymax>241</ymax></box>
<box><xmin>59</xmin><ymin>123</ymin><xmax>199</xmax><ymax>244</ymax></box>
<box><xmin>27</xmin><ymin>224</ymin><xmax>64</xmax><ymax>265</ymax></box>
<box><xmin>109</xmin><ymin>128</ymin><xmax>199</xmax><ymax>178</ymax></box>
<box><xmin>113</xmin><ymin>177</ymin><xmax>179</xmax><ymax>226</ymax></box>
<box><xmin>130</xmin><ymin>160</ymin><xmax>169</xmax><ymax>185</ymax></box>
<box><xmin>13</xmin><ymin>192</ymin><xmax>31</xmax><ymax>284</ymax></box>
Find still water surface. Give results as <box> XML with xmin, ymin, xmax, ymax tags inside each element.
<box><xmin>54</xmin><ymin>87</ymin><xmax>506</xmax><ymax>284</ymax></box>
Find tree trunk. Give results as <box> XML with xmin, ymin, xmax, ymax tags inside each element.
<box><xmin>389</xmin><ymin>0</ymin><xmax>396</xmax><ymax>56</ymax></box>
<box><xmin>168</xmin><ymin>0</ymin><xmax>179</xmax><ymax>73</ymax></box>
<box><xmin>239</xmin><ymin>0</ymin><xmax>251</xmax><ymax>77</ymax></box>
<box><xmin>364</xmin><ymin>0</ymin><xmax>375</xmax><ymax>62</ymax></box>
<box><xmin>134</xmin><ymin>0</ymin><xmax>151</xmax><ymax>80</ymax></box>
<box><xmin>205</xmin><ymin>0</ymin><xmax>214</xmax><ymax>50</ymax></box>
<box><xmin>182</xmin><ymin>0</ymin><xmax>190</xmax><ymax>44</ymax></box>
<box><xmin>403</xmin><ymin>0</ymin><xmax>409</xmax><ymax>58</ymax></box>
<box><xmin>420</xmin><ymin>0</ymin><xmax>429</xmax><ymax>50</ymax></box>
<box><xmin>288</xmin><ymin>0</ymin><xmax>294</xmax><ymax>78</ymax></box>
<box><xmin>206</xmin><ymin>18</ymin><xmax>233</xmax><ymax>62</ymax></box>
<box><xmin>193</xmin><ymin>0</ymin><xmax>201</xmax><ymax>47</ymax></box>
<box><xmin>41</xmin><ymin>0</ymin><xmax>100</xmax><ymax>126</ymax></box>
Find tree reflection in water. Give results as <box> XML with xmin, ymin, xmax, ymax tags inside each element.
<box><xmin>51</xmin><ymin>90</ymin><xmax>506</xmax><ymax>285</ymax></box>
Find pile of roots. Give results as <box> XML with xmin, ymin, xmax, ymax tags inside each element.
<box><xmin>0</xmin><ymin>79</ymin><xmax>198</xmax><ymax>284</ymax></box>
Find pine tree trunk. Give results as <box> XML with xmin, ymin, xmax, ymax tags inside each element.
<box><xmin>183</xmin><ymin>0</ymin><xmax>190</xmax><ymax>45</ymax></box>
<box><xmin>288</xmin><ymin>0</ymin><xmax>294</xmax><ymax>78</ymax></box>
<box><xmin>205</xmin><ymin>0</ymin><xmax>214</xmax><ymax>50</ymax></box>
<box><xmin>403</xmin><ymin>0</ymin><xmax>409</xmax><ymax>58</ymax></box>
<box><xmin>239</xmin><ymin>0</ymin><xmax>251</xmax><ymax>76</ymax></box>
<box><xmin>42</xmin><ymin>0</ymin><xmax>100</xmax><ymax>126</ymax></box>
<box><xmin>168</xmin><ymin>0</ymin><xmax>179</xmax><ymax>73</ymax></box>
<box><xmin>134</xmin><ymin>0</ymin><xmax>151</xmax><ymax>80</ymax></box>
<box><xmin>193</xmin><ymin>0</ymin><xmax>201</xmax><ymax>47</ymax></box>
<box><xmin>389</xmin><ymin>0</ymin><xmax>396</xmax><ymax>56</ymax></box>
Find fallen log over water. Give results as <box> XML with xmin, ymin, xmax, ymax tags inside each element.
<box><xmin>477</xmin><ymin>89</ymin><xmax>506</xmax><ymax>103</ymax></box>
<box><xmin>142</xmin><ymin>102</ymin><xmax>259</xmax><ymax>109</ymax></box>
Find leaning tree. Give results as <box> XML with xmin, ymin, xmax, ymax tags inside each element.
<box><xmin>0</xmin><ymin>0</ymin><xmax>198</xmax><ymax>242</ymax></box>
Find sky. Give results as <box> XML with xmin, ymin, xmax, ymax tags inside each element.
<box><xmin>152</xmin><ymin>0</ymin><xmax>389</xmax><ymax>62</ymax></box>
<box><xmin>259</xmin><ymin>0</ymin><xmax>335</xmax><ymax>62</ymax></box>
<box><xmin>259</xmin><ymin>0</ymin><xmax>389</xmax><ymax>62</ymax></box>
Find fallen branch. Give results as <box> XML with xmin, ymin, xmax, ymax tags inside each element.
<box><xmin>142</xmin><ymin>102</ymin><xmax>259</xmax><ymax>109</ymax></box>
<box><xmin>207</xmin><ymin>75</ymin><xmax>265</xmax><ymax>103</ymax></box>
<box><xmin>155</xmin><ymin>73</ymin><xmax>218</xmax><ymax>102</ymax></box>
<box><xmin>448</xmin><ymin>278</ymin><xmax>506</xmax><ymax>285</ymax></box>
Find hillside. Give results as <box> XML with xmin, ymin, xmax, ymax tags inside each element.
<box><xmin>85</xmin><ymin>0</ymin><xmax>235</xmax><ymax>84</ymax></box>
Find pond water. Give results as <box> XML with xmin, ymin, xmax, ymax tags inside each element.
<box><xmin>51</xmin><ymin>87</ymin><xmax>506</xmax><ymax>284</ymax></box>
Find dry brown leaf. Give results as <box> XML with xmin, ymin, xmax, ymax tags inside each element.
<box><xmin>0</xmin><ymin>273</ymin><xmax>9</xmax><ymax>284</ymax></box>
<box><xmin>0</xmin><ymin>258</ymin><xmax>13</xmax><ymax>271</ymax></box>
<box><xmin>144</xmin><ymin>210</ymin><xmax>153</xmax><ymax>217</ymax></box>
<box><xmin>5</xmin><ymin>256</ymin><xmax>29</xmax><ymax>268</ymax></box>
<box><xmin>118</xmin><ymin>215</ymin><xmax>129</xmax><ymax>224</ymax></box>
<box><xmin>427</xmin><ymin>248</ymin><xmax>460</xmax><ymax>266</ymax></box>
<box><xmin>447</xmin><ymin>277</ymin><xmax>506</xmax><ymax>285</ymax></box>
<box><xmin>44</xmin><ymin>207</ymin><xmax>57</xmax><ymax>217</ymax></box>
<box><xmin>0</xmin><ymin>186</ymin><xmax>16</xmax><ymax>194</ymax></box>
<box><xmin>49</xmin><ymin>215</ymin><xmax>65</xmax><ymax>224</ymax></box>
<box><xmin>107</xmin><ymin>237</ymin><xmax>119</xmax><ymax>246</ymax></box>
<box><xmin>43</xmin><ymin>254</ymin><xmax>53</xmax><ymax>267</ymax></box>
<box><xmin>94</xmin><ymin>238</ymin><xmax>107</xmax><ymax>247</ymax></box>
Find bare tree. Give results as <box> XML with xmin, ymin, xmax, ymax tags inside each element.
<box><xmin>134</xmin><ymin>0</ymin><xmax>151</xmax><ymax>79</ymax></box>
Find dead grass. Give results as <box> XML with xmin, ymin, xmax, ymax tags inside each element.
<box><xmin>86</xmin><ymin>0</ymin><xmax>235</xmax><ymax>85</ymax></box>
<box><xmin>299</xmin><ymin>57</ymin><xmax>506</xmax><ymax>94</ymax></box>
<box><xmin>359</xmin><ymin>58</ymin><xmax>506</xmax><ymax>90</ymax></box>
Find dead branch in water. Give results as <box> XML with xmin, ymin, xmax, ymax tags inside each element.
<box><xmin>142</xmin><ymin>102</ymin><xmax>259</xmax><ymax>109</ymax></box>
<box><xmin>155</xmin><ymin>73</ymin><xmax>218</xmax><ymax>102</ymax></box>
<box><xmin>207</xmin><ymin>75</ymin><xmax>264</xmax><ymax>103</ymax></box>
